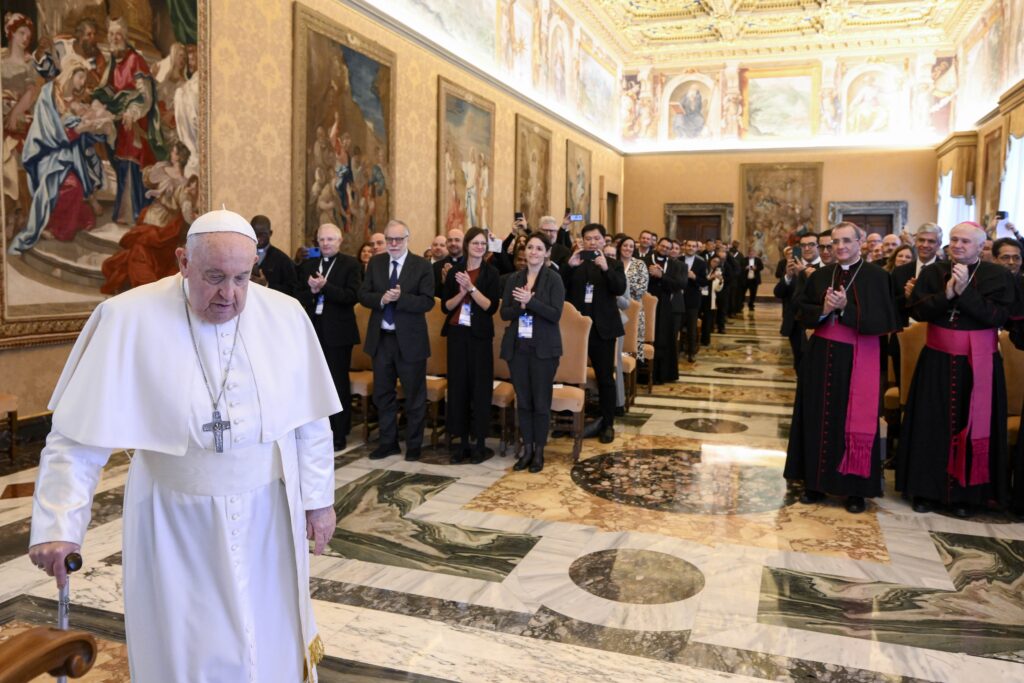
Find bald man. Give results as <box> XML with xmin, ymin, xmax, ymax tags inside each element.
<box><xmin>299</xmin><ymin>223</ymin><xmax>362</xmax><ymax>450</ymax></box>
<box><xmin>896</xmin><ymin>222</ymin><xmax>1016</xmax><ymax>518</ymax></box>
<box><xmin>881</xmin><ymin>233</ymin><xmax>901</xmax><ymax>260</ymax></box>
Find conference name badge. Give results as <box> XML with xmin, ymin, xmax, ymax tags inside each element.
<box><xmin>459</xmin><ymin>302</ymin><xmax>472</xmax><ymax>326</ymax></box>
<box><xmin>518</xmin><ymin>314</ymin><xmax>534</xmax><ymax>339</ymax></box>
<box><xmin>584</xmin><ymin>283</ymin><xmax>594</xmax><ymax>304</ymax></box>
<box><xmin>315</xmin><ymin>294</ymin><xmax>325</xmax><ymax>315</ymax></box>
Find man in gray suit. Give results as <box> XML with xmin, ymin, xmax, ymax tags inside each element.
<box><xmin>358</xmin><ymin>219</ymin><xmax>435</xmax><ymax>460</ymax></box>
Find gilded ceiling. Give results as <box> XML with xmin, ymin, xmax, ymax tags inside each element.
<box><xmin>562</xmin><ymin>0</ymin><xmax>992</xmax><ymax>67</ymax></box>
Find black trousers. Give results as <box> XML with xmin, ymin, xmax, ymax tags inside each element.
<box><xmin>715</xmin><ymin>292</ymin><xmax>728</xmax><ymax>332</ymax></box>
<box><xmin>446</xmin><ymin>326</ymin><xmax>493</xmax><ymax>444</ymax></box>
<box><xmin>372</xmin><ymin>332</ymin><xmax>427</xmax><ymax>449</ymax></box>
<box><xmin>509</xmin><ymin>348</ymin><xmax>558</xmax><ymax>446</ymax></box>
<box><xmin>588</xmin><ymin>329</ymin><xmax>617</xmax><ymax>427</ymax></box>
<box><xmin>321</xmin><ymin>343</ymin><xmax>352</xmax><ymax>442</ymax></box>
<box><xmin>682</xmin><ymin>306</ymin><xmax>700</xmax><ymax>356</ymax></box>
<box><xmin>788</xmin><ymin>327</ymin><xmax>806</xmax><ymax>371</ymax></box>
<box><xmin>743</xmin><ymin>280</ymin><xmax>760</xmax><ymax>309</ymax></box>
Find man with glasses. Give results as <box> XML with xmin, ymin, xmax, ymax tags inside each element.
<box><xmin>539</xmin><ymin>216</ymin><xmax>571</xmax><ymax>268</ymax></box>
<box><xmin>775</xmin><ymin>232</ymin><xmax>821</xmax><ymax>370</ymax></box>
<box><xmin>817</xmin><ymin>229</ymin><xmax>834</xmax><ymax>265</ymax></box>
<box><xmin>999</xmin><ymin>234</ymin><xmax>1024</xmax><ymax>517</ymax></box>
<box><xmin>359</xmin><ymin>220</ymin><xmax>436</xmax><ymax>461</ymax></box>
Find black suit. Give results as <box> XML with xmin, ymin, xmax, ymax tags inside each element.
<box><xmin>433</xmin><ymin>255</ymin><xmax>464</xmax><ymax>295</ymax></box>
<box><xmin>644</xmin><ymin>253</ymin><xmax>685</xmax><ymax>382</ymax></box>
<box><xmin>739</xmin><ymin>256</ymin><xmax>764</xmax><ymax>310</ymax></box>
<box><xmin>774</xmin><ymin>264</ymin><xmax>816</xmax><ymax>370</ymax></box>
<box><xmin>678</xmin><ymin>255</ymin><xmax>708</xmax><ymax>358</ymax></box>
<box><xmin>440</xmin><ymin>261</ymin><xmax>501</xmax><ymax>446</ymax></box>
<box><xmin>358</xmin><ymin>252</ymin><xmax>435</xmax><ymax>451</ymax></box>
<box><xmin>717</xmin><ymin>254</ymin><xmax>741</xmax><ymax>331</ymax></box>
<box><xmin>298</xmin><ymin>254</ymin><xmax>361</xmax><ymax>445</ymax></box>
<box><xmin>562</xmin><ymin>256</ymin><xmax>626</xmax><ymax>428</ymax></box>
<box><xmin>259</xmin><ymin>244</ymin><xmax>299</xmax><ymax>298</ymax></box>
<box><xmin>501</xmin><ymin>266</ymin><xmax>565</xmax><ymax>446</ymax></box>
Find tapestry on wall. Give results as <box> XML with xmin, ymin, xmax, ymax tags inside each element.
<box><xmin>514</xmin><ymin>115</ymin><xmax>551</xmax><ymax>230</ymax></box>
<box><xmin>438</xmin><ymin>76</ymin><xmax>495</xmax><ymax>234</ymax></box>
<box><xmin>291</xmin><ymin>4</ymin><xmax>395</xmax><ymax>257</ymax></box>
<box><xmin>982</xmin><ymin>128</ymin><xmax>1004</xmax><ymax>225</ymax></box>
<box><xmin>565</xmin><ymin>139</ymin><xmax>590</xmax><ymax>226</ymax></box>
<box><xmin>739</xmin><ymin>162</ymin><xmax>822</xmax><ymax>267</ymax></box>
<box><xmin>0</xmin><ymin>0</ymin><xmax>207</xmax><ymax>348</ymax></box>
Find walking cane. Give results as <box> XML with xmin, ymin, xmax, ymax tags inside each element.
<box><xmin>56</xmin><ymin>552</ymin><xmax>83</xmax><ymax>683</ymax></box>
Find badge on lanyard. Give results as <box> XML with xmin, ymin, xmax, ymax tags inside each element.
<box><xmin>700</xmin><ymin>286</ymin><xmax>709</xmax><ymax>296</ymax></box>
<box><xmin>459</xmin><ymin>302</ymin><xmax>472</xmax><ymax>326</ymax></box>
<box><xmin>518</xmin><ymin>314</ymin><xmax>534</xmax><ymax>339</ymax></box>
<box><xmin>315</xmin><ymin>294</ymin><xmax>325</xmax><ymax>315</ymax></box>
<box><xmin>584</xmin><ymin>283</ymin><xmax>594</xmax><ymax>304</ymax></box>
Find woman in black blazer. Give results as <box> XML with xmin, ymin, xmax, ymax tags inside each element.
<box><xmin>441</xmin><ymin>227</ymin><xmax>501</xmax><ymax>463</ymax></box>
<box><xmin>500</xmin><ymin>232</ymin><xmax>565</xmax><ymax>473</ymax></box>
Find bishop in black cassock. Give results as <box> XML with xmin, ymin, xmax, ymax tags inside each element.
<box><xmin>896</xmin><ymin>223</ymin><xmax>1015</xmax><ymax>518</ymax></box>
<box><xmin>785</xmin><ymin>223</ymin><xmax>898</xmax><ymax>513</ymax></box>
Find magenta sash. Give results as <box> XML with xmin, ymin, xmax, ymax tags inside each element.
<box><xmin>812</xmin><ymin>321</ymin><xmax>881</xmax><ymax>478</ymax></box>
<box><xmin>925</xmin><ymin>325</ymin><xmax>998</xmax><ymax>486</ymax></box>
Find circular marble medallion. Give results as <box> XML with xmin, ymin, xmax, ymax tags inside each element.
<box><xmin>568</xmin><ymin>549</ymin><xmax>705</xmax><ymax>604</ymax></box>
<box><xmin>675</xmin><ymin>417</ymin><xmax>749</xmax><ymax>434</ymax></box>
<box><xmin>713</xmin><ymin>366</ymin><xmax>765</xmax><ymax>376</ymax></box>
<box><xmin>572</xmin><ymin>448</ymin><xmax>787</xmax><ymax>514</ymax></box>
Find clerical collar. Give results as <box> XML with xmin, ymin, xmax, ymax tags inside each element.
<box><xmin>840</xmin><ymin>258</ymin><xmax>861</xmax><ymax>271</ymax></box>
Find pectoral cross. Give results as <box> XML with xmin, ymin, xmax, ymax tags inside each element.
<box><xmin>948</xmin><ymin>308</ymin><xmax>959</xmax><ymax>323</ymax></box>
<box><xmin>203</xmin><ymin>409</ymin><xmax>231</xmax><ymax>453</ymax></box>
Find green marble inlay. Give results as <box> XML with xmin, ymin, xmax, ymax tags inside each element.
<box><xmin>757</xmin><ymin>532</ymin><xmax>1024</xmax><ymax>658</ymax></box>
<box><xmin>328</xmin><ymin>469</ymin><xmax>540</xmax><ymax>582</ymax></box>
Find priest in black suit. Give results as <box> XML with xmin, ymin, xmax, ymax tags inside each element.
<box><xmin>774</xmin><ymin>233</ymin><xmax>822</xmax><ymax>371</ymax></box>
<box><xmin>785</xmin><ymin>223</ymin><xmax>899</xmax><ymax>514</ymax></box>
<box><xmin>358</xmin><ymin>219</ymin><xmax>436</xmax><ymax>461</ymax></box>
<box><xmin>896</xmin><ymin>222</ymin><xmax>1015</xmax><ymax>519</ymax></box>
<box><xmin>298</xmin><ymin>223</ymin><xmax>362</xmax><ymax>449</ymax></box>
<box><xmin>252</xmin><ymin>215</ymin><xmax>298</xmax><ymax>298</ymax></box>
<box><xmin>678</xmin><ymin>240</ymin><xmax>709</xmax><ymax>363</ymax></box>
<box><xmin>645</xmin><ymin>237</ymin><xmax>685</xmax><ymax>382</ymax></box>
<box><xmin>562</xmin><ymin>223</ymin><xmax>627</xmax><ymax>443</ymax></box>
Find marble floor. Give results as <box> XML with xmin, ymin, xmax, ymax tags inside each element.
<box><xmin>2</xmin><ymin>304</ymin><xmax>1023</xmax><ymax>682</ymax></box>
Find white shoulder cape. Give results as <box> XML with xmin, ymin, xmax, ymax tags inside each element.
<box><xmin>49</xmin><ymin>274</ymin><xmax>341</xmax><ymax>454</ymax></box>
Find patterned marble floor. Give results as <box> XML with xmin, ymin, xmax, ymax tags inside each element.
<box><xmin>2</xmin><ymin>304</ymin><xmax>1023</xmax><ymax>682</ymax></box>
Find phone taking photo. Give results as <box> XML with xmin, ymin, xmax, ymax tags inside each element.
<box><xmin>580</xmin><ymin>250</ymin><xmax>598</xmax><ymax>262</ymax></box>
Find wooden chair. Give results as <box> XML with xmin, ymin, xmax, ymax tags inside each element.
<box><xmin>490</xmin><ymin>316</ymin><xmax>516</xmax><ymax>454</ymax></box>
<box><xmin>349</xmin><ymin>304</ymin><xmax>376</xmax><ymax>442</ymax></box>
<box><xmin>883</xmin><ymin>322</ymin><xmax>928</xmax><ymax>455</ymax></box>
<box><xmin>640</xmin><ymin>293</ymin><xmax>657</xmax><ymax>394</ymax></box>
<box><xmin>0</xmin><ymin>626</ymin><xmax>96</xmax><ymax>682</ymax></box>
<box><xmin>551</xmin><ymin>302</ymin><xmax>593</xmax><ymax>461</ymax></box>
<box><xmin>0</xmin><ymin>393</ymin><xmax>16</xmax><ymax>462</ymax></box>
<box><xmin>621</xmin><ymin>299</ymin><xmax>641</xmax><ymax>409</ymax></box>
<box><xmin>397</xmin><ymin>301</ymin><xmax>448</xmax><ymax>448</ymax></box>
<box><xmin>999</xmin><ymin>331</ymin><xmax>1024</xmax><ymax>446</ymax></box>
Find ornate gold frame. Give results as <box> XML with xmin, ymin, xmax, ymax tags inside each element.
<box><xmin>565</xmin><ymin>139</ymin><xmax>592</xmax><ymax>225</ymax></box>
<box><xmin>0</xmin><ymin>0</ymin><xmax>211</xmax><ymax>349</ymax></box>
<box><xmin>738</xmin><ymin>161</ymin><xmax>823</xmax><ymax>255</ymax></box>
<box><xmin>290</xmin><ymin>3</ymin><xmax>397</xmax><ymax>253</ymax></box>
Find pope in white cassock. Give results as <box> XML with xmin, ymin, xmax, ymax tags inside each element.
<box><xmin>28</xmin><ymin>210</ymin><xmax>342</xmax><ymax>682</ymax></box>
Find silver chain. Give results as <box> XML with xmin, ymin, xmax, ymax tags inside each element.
<box><xmin>182</xmin><ymin>280</ymin><xmax>241</xmax><ymax>412</ymax></box>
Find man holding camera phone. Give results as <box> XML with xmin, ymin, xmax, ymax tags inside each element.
<box><xmin>774</xmin><ymin>232</ymin><xmax>821</xmax><ymax>371</ymax></box>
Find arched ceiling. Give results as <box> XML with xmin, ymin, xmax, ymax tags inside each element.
<box><xmin>562</xmin><ymin>0</ymin><xmax>991</xmax><ymax>67</ymax></box>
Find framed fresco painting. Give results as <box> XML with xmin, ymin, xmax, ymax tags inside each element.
<box><xmin>565</xmin><ymin>139</ymin><xmax>591</xmax><ymax>226</ymax></box>
<box><xmin>514</xmin><ymin>115</ymin><xmax>551</xmax><ymax>230</ymax></box>
<box><xmin>981</xmin><ymin>127</ymin><xmax>1003</xmax><ymax>225</ymax></box>
<box><xmin>740</xmin><ymin>64</ymin><xmax>820</xmax><ymax>140</ymax></box>
<box><xmin>739</xmin><ymin>162</ymin><xmax>822</xmax><ymax>268</ymax></box>
<box><xmin>438</xmin><ymin>76</ymin><xmax>496</xmax><ymax>233</ymax></box>
<box><xmin>291</xmin><ymin>4</ymin><xmax>395</xmax><ymax>256</ymax></box>
<box><xmin>0</xmin><ymin>0</ymin><xmax>209</xmax><ymax>349</ymax></box>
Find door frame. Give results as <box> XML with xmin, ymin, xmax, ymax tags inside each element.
<box><xmin>664</xmin><ymin>203</ymin><xmax>735</xmax><ymax>242</ymax></box>
<box><xmin>827</xmin><ymin>201</ymin><xmax>908</xmax><ymax>232</ymax></box>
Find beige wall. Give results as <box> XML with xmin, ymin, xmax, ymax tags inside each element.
<box><xmin>623</xmin><ymin>147</ymin><xmax>937</xmax><ymax>248</ymax></box>
<box><xmin>0</xmin><ymin>343</ymin><xmax>73</xmax><ymax>416</ymax></box>
<box><xmin>208</xmin><ymin>0</ymin><xmax>623</xmax><ymax>256</ymax></box>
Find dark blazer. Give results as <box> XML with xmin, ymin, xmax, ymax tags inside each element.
<box><xmin>500</xmin><ymin>266</ymin><xmax>565</xmax><ymax>360</ymax></box>
<box><xmin>549</xmin><ymin>243</ymin><xmax>571</xmax><ymax>270</ymax></box>
<box><xmin>433</xmin><ymin>254</ymin><xmax>464</xmax><ymax>294</ymax></box>
<box><xmin>741</xmin><ymin>256</ymin><xmax>764</xmax><ymax>285</ymax></box>
<box><xmin>891</xmin><ymin>261</ymin><xmax>918</xmax><ymax>328</ymax></box>
<box><xmin>439</xmin><ymin>261</ymin><xmax>501</xmax><ymax>339</ymax></box>
<box><xmin>297</xmin><ymin>254</ymin><xmax>361</xmax><ymax>347</ymax></box>
<box><xmin>358</xmin><ymin>252</ymin><xmax>435</xmax><ymax>361</ymax></box>
<box><xmin>561</xmin><ymin>256</ymin><xmax>627</xmax><ymax>340</ymax></box>
<box><xmin>259</xmin><ymin>244</ymin><xmax>299</xmax><ymax>298</ymax></box>
<box><xmin>679</xmin><ymin>255</ymin><xmax>709</xmax><ymax>310</ymax></box>
<box><xmin>644</xmin><ymin>253</ymin><xmax>686</xmax><ymax>307</ymax></box>
<box><xmin>773</xmin><ymin>269</ymin><xmax>812</xmax><ymax>336</ymax></box>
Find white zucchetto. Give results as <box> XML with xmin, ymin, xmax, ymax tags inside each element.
<box><xmin>186</xmin><ymin>209</ymin><xmax>257</xmax><ymax>242</ymax></box>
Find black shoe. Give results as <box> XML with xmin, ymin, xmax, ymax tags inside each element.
<box><xmin>951</xmin><ymin>504</ymin><xmax>972</xmax><ymax>519</ymax></box>
<box><xmin>911</xmin><ymin>497</ymin><xmax>933</xmax><ymax>513</ymax></box>
<box><xmin>469</xmin><ymin>446</ymin><xmax>494</xmax><ymax>464</ymax></box>
<box><xmin>845</xmin><ymin>496</ymin><xmax>866</xmax><ymax>514</ymax></box>
<box><xmin>799</xmin><ymin>489</ymin><xmax>824</xmax><ymax>505</ymax></box>
<box><xmin>368</xmin><ymin>443</ymin><xmax>401</xmax><ymax>460</ymax></box>
<box><xmin>450</xmin><ymin>449</ymin><xmax>467</xmax><ymax>465</ymax></box>
<box><xmin>513</xmin><ymin>444</ymin><xmax>534</xmax><ymax>471</ymax></box>
<box><xmin>581</xmin><ymin>418</ymin><xmax>604</xmax><ymax>439</ymax></box>
<box><xmin>599</xmin><ymin>426</ymin><xmax>615</xmax><ymax>444</ymax></box>
<box><xmin>614</xmin><ymin>407</ymin><xmax>625</xmax><ymax>416</ymax></box>
<box><xmin>687</xmin><ymin>354</ymin><xmax>695</xmax><ymax>363</ymax></box>
<box><xmin>404</xmin><ymin>448</ymin><xmax>421</xmax><ymax>462</ymax></box>
<box><xmin>529</xmin><ymin>445</ymin><xmax>545</xmax><ymax>473</ymax></box>
<box><xmin>333</xmin><ymin>435</ymin><xmax>347</xmax><ymax>451</ymax></box>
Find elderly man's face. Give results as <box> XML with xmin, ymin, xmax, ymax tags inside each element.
<box><xmin>540</xmin><ymin>222</ymin><xmax>559</xmax><ymax>244</ymax></box>
<box><xmin>108</xmin><ymin>27</ymin><xmax>126</xmax><ymax>50</ymax></box>
<box><xmin>949</xmin><ymin>226</ymin><xmax>984</xmax><ymax>264</ymax></box>
<box><xmin>318</xmin><ymin>225</ymin><xmax>342</xmax><ymax>258</ymax></box>
<box><xmin>385</xmin><ymin>225</ymin><xmax>409</xmax><ymax>258</ymax></box>
<box><xmin>882</xmin><ymin>234</ymin><xmax>900</xmax><ymax>257</ymax></box>
<box><xmin>178</xmin><ymin>233</ymin><xmax>257</xmax><ymax>325</ymax></box>
<box><xmin>996</xmin><ymin>244</ymin><xmax>1022</xmax><ymax>275</ymax></box>
<box><xmin>370</xmin><ymin>233</ymin><xmax>386</xmax><ymax>254</ymax></box>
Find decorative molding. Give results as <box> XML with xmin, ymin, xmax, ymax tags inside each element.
<box><xmin>935</xmin><ymin>130</ymin><xmax>979</xmax><ymax>157</ymax></box>
<box><xmin>663</xmin><ymin>203</ymin><xmax>735</xmax><ymax>242</ymax></box>
<box><xmin>998</xmin><ymin>77</ymin><xmax>1024</xmax><ymax>115</ymax></box>
<box><xmin>827</xmin><ymin>201</ymin><xmax>909</xmax><ymax>231</ymax></box>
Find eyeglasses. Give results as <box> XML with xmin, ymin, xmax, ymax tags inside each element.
<box><xmin>997</xmin><ymin>254</ymin><xmax>1022</xmax><ymax>262</ymax></box>
<box><xmin>385</xmin><ymin>236</ymin><xmax>408</xmax><ymax>244</ymax></box>
<box><xmin>819</xmin><ymin>244</ymin><xmax>833</xmax><ymax>250</ymax></box>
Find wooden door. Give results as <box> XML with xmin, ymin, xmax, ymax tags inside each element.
<box><xmin>606</xmin><ymin>192</ymin><xmax>619</xmax><ymax>234</ymax></box>
<box><xmin>675</xmin><ymin>215</ymin><xmax>721</xmax><ymax>243</ymax></box>
<box><xmin>842</xmin><ymin>213</ymin><xmax>893</xmax><ymax>236</ymax></box>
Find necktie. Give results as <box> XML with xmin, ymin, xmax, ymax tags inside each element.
<box><xmin>383</xmin><ymin>260</ymin><xmax>398</xmax><ymax>325</ymax></box>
